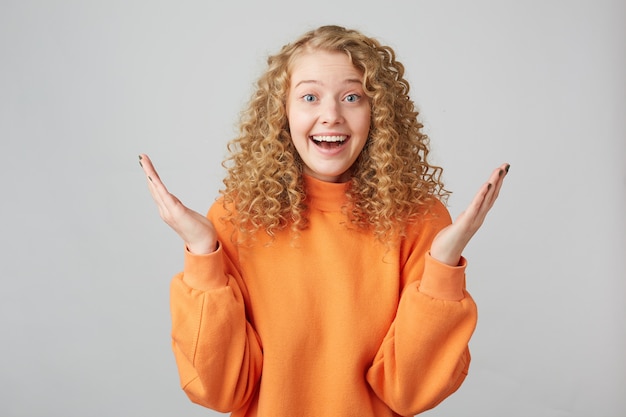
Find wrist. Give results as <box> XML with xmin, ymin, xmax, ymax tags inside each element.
<box><xmin>186</xmin><ymin>240</ymin><xmax>217</xmax><ymax>255</ymax></box>
<box><xmin>429</xmin><ymin>249</ymin><xmax>462</xmax><ymax>267</ymax></box>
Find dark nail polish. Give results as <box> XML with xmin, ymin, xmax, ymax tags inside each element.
<box><xmin>505</xmin><ymin>164</ymin><xmax>510</xmax><ymax>173</ymax></box>
<box><xmin>499</xmin><ymin>169</ymin><xmax>503</xmax><ymax>177</ymax></box>
<box><xmin>139</xmin><ymin>161</ymin><xmax>143</xmax><ymax>168</ymax></box>
<box><xmin>148</xmin><ymin>176</ymin><xmax>153</xmax><ymax>182</ymax></box>
<box><xmin>488</xmin><ymin>183</ymin><xmax>492</xmax><ymax>190</ymax></box>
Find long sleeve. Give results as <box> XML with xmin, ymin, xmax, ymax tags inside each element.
<box><xmin>366</xmin><ymin>204</ymin><xmax>478</xmax><ymax>415</ymax></box>
<box><xmin>167</xmin><ymin>181</ymin><xmax>479</xmax><ymax>417</ymax></box>
<box><xmin>169</xmin><ymin>243</ymin><xmax>263</xmax><ymax>413</ymax></box>
<box><xmin>366</xmin><ymin>255</ymin><xmax>476</xmax><ymax>415</ymax></box>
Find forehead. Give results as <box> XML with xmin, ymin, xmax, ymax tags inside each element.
<box><xmin>289</xmin><ymin>49</ymin><xmax>363</xmax><ymax>84</ymax></box>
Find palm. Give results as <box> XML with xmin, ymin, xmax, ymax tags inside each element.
<box><xmin>139</xmin><ymin>154</ymin><xmax>217</xmax><ymax>254</ymax></box>
<box><xmin>430</xmin><ymin>163</ymin><xmax>509</xmax><ymax>266</ymax></box>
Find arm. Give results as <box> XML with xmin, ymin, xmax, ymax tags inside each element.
<box><xmin>367</xmin><ymin>163</ymin><xmax>509</xmax><ymax>414</ymax></box>
<box><xmin>139</xmin><ymin>154</ymin><xmax>262</xmax><ymax>411</ymax></box>
<box><xmin>170</xmin><ymin>245</ymin><xmax>263</xmax><ymax>412</ymax></box>
<box><xmin>430</xmin><ymin>163</ymin><xmax>510</xmax><ymax>266</ymax></box>
<box><xmin>366</xmin><ymin>211</ymin><xmax>477</xmax><ymax>415</ymax></box>
<box><xmin>139</xmin><ymin>154</ymin><xmax>219</xmax><ymax>258</ymax></box>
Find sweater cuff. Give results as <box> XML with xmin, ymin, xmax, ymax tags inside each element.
<box><xmin>182</xmin><ymin>242</ymin><xmax>227</xmax><ymax>291</ymax></box>
<box><xmin>418</xmin><ymin>253</ymin><xmax>467</xmax><ymax>301</ymax></box>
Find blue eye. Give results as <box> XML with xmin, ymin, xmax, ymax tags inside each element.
<box><xmin>345</xmin><ymin>94</ymin><xmax>360</xmax><ymax>103</ymax></box>
<box><xmin>303</xmin><ymin>94</ymin><xmax>317</xmax><ymax>102</ymax></box>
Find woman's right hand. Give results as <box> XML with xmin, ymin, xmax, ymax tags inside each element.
<box><xmin>139</xmin><ymin>154</ymin><xmax>218</xmax><ymax>255</ymax></box>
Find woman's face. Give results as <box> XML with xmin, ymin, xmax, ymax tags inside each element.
<box><xmin>286</xmin><ymin>49</ymin><xmax>371</xmax><ymax>183</ymax></box>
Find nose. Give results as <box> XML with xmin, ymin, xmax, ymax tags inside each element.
<box><xmin>320</xmin><ymin>99</ymin><xmax>344</xmax><ymax>125</ymax></box>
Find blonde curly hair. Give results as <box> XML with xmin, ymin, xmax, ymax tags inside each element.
<box><xmin>221</xmin><ymin>25</ymin><xmax>449</xmax><ymax>242</ymax></box>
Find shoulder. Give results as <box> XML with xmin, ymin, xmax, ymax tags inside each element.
<box><xmin>426</xmin><ymin>198</ymin><xmax>452</xmax><ymax>227</ymax></box>
<box><xmin>397</xmin><ymin>198</ymin><xmax>451</xmax><ymax>269</ymax></box>
<box><xmin>207</xmin><ymin>196</ymin><xmax>242</xmax><ymax>248</ymax></box>
<box><xmin>405</xmin><ymin>198</ymin><xmax>452</xmax><ymax>237</ymax></box>
<box><xmin>207</xmin><ymin>196</ymin><xmax>237</xmax><ymax>229</ymax></box>
<box><xmin>207</xmin><ymin>196</ymin><xmax>228</xmax><ymax>218</ymax></box>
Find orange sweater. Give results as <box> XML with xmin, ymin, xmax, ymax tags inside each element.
<box><xmin>169</xmin><ymin>175</ymin><xmax>478</xmax><ymax>417</ymax></box>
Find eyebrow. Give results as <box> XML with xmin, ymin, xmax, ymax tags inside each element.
<box><xmin>293</xmin><ymin>78</ymin><xmax>363</xmax><ymax>88</ymax></box>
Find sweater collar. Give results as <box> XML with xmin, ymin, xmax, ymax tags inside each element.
<box><xmin>303</xmin><ymin>174</ymin><xmax>350</xmax><ymax>212</ymax></box>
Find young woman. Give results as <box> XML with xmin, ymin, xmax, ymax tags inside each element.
<box><xmin>140</xmin><ymin>25</ymin><xmax>508</xmax><ymax>417</ymax></box>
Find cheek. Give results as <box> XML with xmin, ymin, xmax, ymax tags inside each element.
<box><xmin>359</xmin><ymin>110</ymin><xmax>372</xmax><ymax>136</ymax></box>
<box><xmin>287</xmin><ymin>111</ymin><xmax>310</xmax><ymax>135</ymax></box>
<box><xmin>286</xmin><ymin>114</ymin><xmax>307</xmax><ymax>147</ymax></box>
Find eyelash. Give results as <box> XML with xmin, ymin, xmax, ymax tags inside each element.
<box><xmin>301</xmin><ymin>94</ymin><xmax>361</xmax><ymax>103</ymax></box>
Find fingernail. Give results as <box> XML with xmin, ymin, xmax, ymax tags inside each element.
<box><xmin>488</xmin><ymin>183</ymin><xmax>492</xmax><ymax>190</ymax></box>
<box><xmin>138</xmin><ymin>155</ymin><xmax>143</xmax><ymax>167</ymax></box>
<box><xmin>148</xmin><ymin>176</ymin><xmax>153</xmax><ymax>182</ymax></box>
<box><xmin>505</xmin><ymin>164</ymin><xmax>510</xmax><ymax>173</ymax></box>
<box><xmin>499</xmin><ymin>169</ymin><xmax>503</xmax><ymax>177</ymax></box>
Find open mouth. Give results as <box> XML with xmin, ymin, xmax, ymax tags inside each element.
<box><xmin>311</xmin><ymin>135</ymin><xmax>349</xmax><ymax>149</ymax></box>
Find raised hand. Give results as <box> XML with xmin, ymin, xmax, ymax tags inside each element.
<box><xmin>139</xmin><ymin>154</ymin><xmax>217</xmax><ymax>255</ymax></box>
<box><xmin>430</xmin><ymin>163</ymin><xmax>510</xmax><ymax>266</ymax></box>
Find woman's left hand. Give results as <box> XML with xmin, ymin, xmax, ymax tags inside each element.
<box><xmin>430</xmin><ymin>163</ymin><xmax>510</xmax><ymax>266</ymax></box>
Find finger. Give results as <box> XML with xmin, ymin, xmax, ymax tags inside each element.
<box><xmin>464</xmin><ymin>163</ymin><xmax>510</xmax><ymax>223</ymax></box>
<box><xmin>464</xmin><ymin>181</ymin><xmax>491</xmax><ymax>221</ymax></box>
<box><xmin>139</xmin><ymin>154</ymin><xmax>174</xmax><ymax>204</ymax></box>
<box><xmin>484</xmin><ymin>163</ymin><xmax>510</xmax><ymax>208</ymax></box>
<box><xmin>148</xmin><ymin>177</ymin><xmax>185</xmax><ymax>221</ymax></box>
<box><xmin>485</xmin><ymin>163</ymin><xmax>508</xmax><ymax>188</ymax></box>
<box><xmin>139</xmin><ymin>154</ymin><xmax>164</xmax><ymax>184</ymax></box>
<box><xmin>138</xmin><ymin>154</ymin><xmax>182</xmax><ymax>222</ymax></box>
<box><xmin>138</xmin><ymin>154</ymin><xmax>162</xmax><ymax>201</ymax></box>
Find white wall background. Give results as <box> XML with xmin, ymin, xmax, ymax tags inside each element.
<box><xmin>1</xmin><ymin>1</ymin><xmax>624</xmax><ymax>416</ymax></box>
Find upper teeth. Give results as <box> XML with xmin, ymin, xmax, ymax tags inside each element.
<box><xmin>312</xmin><ymin>135</ymin><xmax>347</xmax><ymax>142</ymax></box>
